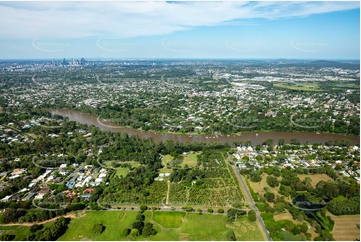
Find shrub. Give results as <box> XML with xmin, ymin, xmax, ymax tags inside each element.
<box><xmin>143</xmin><ymin>223</ymin><xmax>157</xmax><ymax>237</ymax></box>
<box><xmin>136</xmin><ymin>214</ymin><xmax>145</xmax><ymax>221</ymax></box>
<box><xmin>218</xmin><ymin>208</ymin><xmax>224</xmax><ymax>213</ymax></box>
<box><xmin>248</xmin><ymin>210</ymin><xmax>256</xmax><ymax>222</ymax></box>
<box><xmin>30</xmin><ymin>224</ymin><xmax>43</xmax><ymax>233</ymax></box>
<box><xmin>66</xmin><ymin>203</ymin><xmax>86</xmax><ymax>211</ymax></box>
<box><xmin>131</xmin><ymin>228</ymin><xmax>139</xmax><ymax>237</ymax></box>
<box><xmin>121</xmin><ymin>228</ymin><xmax>130</xmax><ymax>236</ymax></box>
<box><xmin>226</xmin><ymin>230</ymin><xmax>236</xmax><ymax>241</ymax></box>
<box><xmin>0</xmin><ymin>234</ymin><xmax>15</xmax><ymax>241</ymax></box>
<box><xmin>92</xmin><ymin>223</ymin><xmax>105</xmax><ymax>234</ymax></box>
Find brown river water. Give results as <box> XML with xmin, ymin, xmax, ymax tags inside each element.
<box><xmin>50</xmin><ymin>109</ymin><xmax>360</xmax><ymax>145</ymax></box>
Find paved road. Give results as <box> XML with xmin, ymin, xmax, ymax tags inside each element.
<box><xmin>96</xmin><ymin>200</ymin><xmax>228</xmax><ymax>214</ymax></box>
<box><xmin>233</xmin><ymin>167</ymin><xmax>272</xmax><ymax>241</ymax></box>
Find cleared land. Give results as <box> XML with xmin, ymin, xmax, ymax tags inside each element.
<box><xmin>181</xmin><ymin>213</ymin><xmax>264</xmax><ymax>241</ymax></box>
<box><xmin>274</xmin><ymin>82</ymin><xmax>321</xmax><ymax>91</ymax></box>
<box><xmin>248</xmin><ymin>173</ymin><xmax>281</xmax><ymax>198</ymax></box>
<box><xmin>327</xmin><ymin>212</ymin><xmax>360</xmax><ymax>241</ymax></box>
<box><xmin>297</xmin><ymin>174</ymin><xmax>333</xmax><ymax>188</ymax></box>
<box><xmin>57</xmin><ymin>210</ymin><xmax>264</xmax><ymax>241</ymax></box>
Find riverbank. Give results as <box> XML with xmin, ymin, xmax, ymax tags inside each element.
<box><xmin>48</xmin><ymin>109</ymin><xmax>360</xmax><ymax>145</ymax></box>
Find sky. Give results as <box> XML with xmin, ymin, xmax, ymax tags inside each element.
<box><xmin>0</xmin><ymin>1</ymin><xmax>359</xmax><ymax>60</ymax></box>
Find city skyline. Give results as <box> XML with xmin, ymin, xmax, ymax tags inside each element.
<box><xmin>0</xmin><ymin>1</ymin><xmax>359</xmax><ymax>59</ymax></box>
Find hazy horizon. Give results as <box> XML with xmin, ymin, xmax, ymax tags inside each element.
<box><xmin>0</xmin><ymin>1</ymin><xmax>359</xmax><ymax>60</ymax></box>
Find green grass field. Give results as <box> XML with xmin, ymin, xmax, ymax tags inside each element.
<box><xmin>161</xmin><ymin>152</ymin><xmax>199</xmax><ymax>171</ymax></box>
<box><xmin>182</xmin><ymin>153</ymin><xmax>199</xmax><ymax>167</ymax></box>
<box><xmin>103</xmin><ymin>161</ymin><xmax>139</xmax><ymax>178</ymax></box>
<box><xmin>152</xmin><ymin>212</ymin><xmax>185</xmax><ymax>228</ymax></box>
<box><xmin>57</xmin><ymin>210</ymin><xmax>265</xmax><ymax>241</ymax></box>
<box><xmin>115</xmin><ymin>168</ymin><xmax>129</xmax><ymax>177</ymax></box>
<box><xmin>58</xmin><ymin>211</ymin><xmax>142</xmax><ymax>241</ymax></box>
<box><xmin>181</xmin><ymin>213</ymin><xmax>264</xmax><ymax>241</ymax></box>
<box><xmin>274</xmin><ymin>82</ymin><xmax>321</xmax><ymax>91</ymax></box>
<box><xmin>159</xmin><ymin>155</ymin><xmax>174</xmax><ymax>173</ymax></box>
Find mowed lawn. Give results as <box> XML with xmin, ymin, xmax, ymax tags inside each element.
<box><xmin>274</xmin><ymin>82</ymin><xmax>321</xmax><ymax>91</ymax></box>
<box><xmin>182</xmin><ymin>152</ymin><xmax>199</xmax><ymax>167</ymax></box>
<box><xmin>58</xmin><ymin>210</ymin><xmax>265</xmax><ymax>241</ymax></box>
<box><xmin>297</xmin><ymin>174</ymin><xmax>333</xmax><ymax>188</ymax></box>
<box><xmin>160</xmin><ymin>152</ymin><xmax>199</xmax><ymax>172</ymax></box>
<box><xmin>180</xmin><ymin>213</ymin><xmax>264</xmax><ymax>241</ymax></box>
<box><xmin>152</xmin><ymin>211</ymin><xmax>185</xmax><ymax>228</ymax></box>
<box><xmin>58</xmin><ymin>211</ymin><xmax>143</xmax><ymax>241</ymax></box>
<box><xmin>327</xmin><ymin>212</ymin><xmax>360</xmax><ymax>241</ymax></box>
<box><xmin>115</xmin><ymin>167</ymin><xmax>129</xmax><ymax>177</ymax></box>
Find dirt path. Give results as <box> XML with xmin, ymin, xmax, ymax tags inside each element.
<box><xmin>0</xmin><ymin>211</ymin><xmax>85</xmax><ymax>227</ymax></box>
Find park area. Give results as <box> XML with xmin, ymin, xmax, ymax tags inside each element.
<box><xmin>55</xmin><ymin>210</ymin><xmax>264</xmax><ymax>241</ymax></box>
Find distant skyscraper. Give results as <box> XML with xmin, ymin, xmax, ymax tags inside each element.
<box><xmin>80</xmin><ymin>58</ymin><xmax>86</xmax><ymax>65</ymax></box>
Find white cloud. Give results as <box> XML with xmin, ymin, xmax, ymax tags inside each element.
<box><xmin>0</xmin><ymin>1</ymin><xmax>359</xmax><ymax>40</ymax></box>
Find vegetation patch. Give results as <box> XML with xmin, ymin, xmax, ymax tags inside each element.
<box><xmin>152</xmin><ymin>211</ymin><xmax>185</xmax><ymax>228</ymax></box>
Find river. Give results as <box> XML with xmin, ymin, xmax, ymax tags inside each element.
<box><xmin>49</xmin><ymin>109</ymin><xmax>360</xmax><ymax>145</ymax></box>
